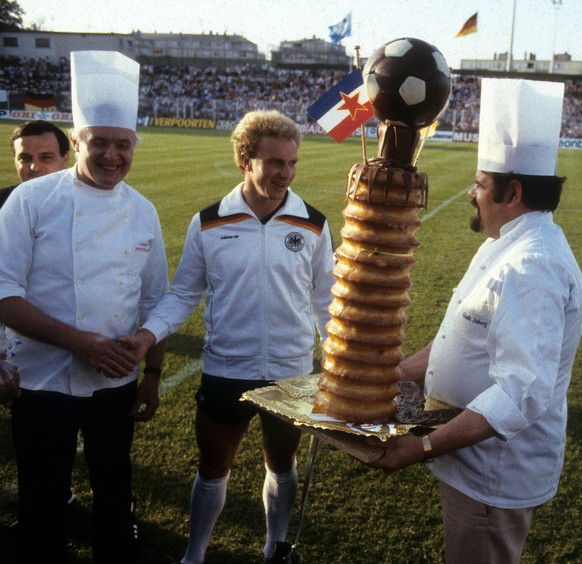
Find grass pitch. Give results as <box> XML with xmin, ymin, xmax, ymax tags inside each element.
<box><xmin>0</xmin><ymin>123</ymin><xmax>581</xmax><ymax>562</ymax></box>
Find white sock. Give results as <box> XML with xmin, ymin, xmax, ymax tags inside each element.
<box><xmin>262</xmin><ymin>460</ymin><xmax>298</xmax><ymax>559</ymax></box>
<box><xmin>181</xmin><ymin>471</ymin><xmax>230</xmax><ymax>564</ymax></box>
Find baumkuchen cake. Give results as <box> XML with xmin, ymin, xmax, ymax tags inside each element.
<box><xmin>313</xmin><ymin>159</ymin><xmax>427</xmax><ymax>423</ymax></box>
<box><xmin>311</xmin><ymin>37</ymin><xmax>451</xmax><ymax>423</ymax></box>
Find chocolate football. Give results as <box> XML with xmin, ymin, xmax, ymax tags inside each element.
<box><xmin>363</xmin><ymin>37</ymin><xmax>452</xmax><ymax>128</ymax></box>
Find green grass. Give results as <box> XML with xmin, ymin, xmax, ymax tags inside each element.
<box><xmin>0</xmin><ymin>122</ymin><xmax>581</xmax><ymax>563</ymax></box>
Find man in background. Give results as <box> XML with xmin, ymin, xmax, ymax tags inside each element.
<box><xmin>0</xmin><ymin>122</ymin><xmax>72</xmax><ymax>508</ymax></box>
<box><xmin>0</xmin><ymin>120</ymin><xmax>70</xmax><ymax>208</ymax></box>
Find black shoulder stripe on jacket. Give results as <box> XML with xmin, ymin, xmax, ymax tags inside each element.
<box><xmin>200</xmin><ymin>199</ymin><xmax>252</xmax><ymax>231</ymax></box>
<box><xmin>276</xmin><ymin>201</ymin><xmax>327</xmax><ymax>236</ymax></box>
<box><xmin>303</xmin><ymin>201</ymin><xmax>327</xmax><ymax>231</ymax></box>
<box><xmin>199</xmin><ymin>201</ymin><xmax>222</xmax><ymax>224</ymax></box>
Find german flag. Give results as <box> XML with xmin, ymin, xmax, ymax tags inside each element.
<box><xmin>455</xmin><ymin>12</ymin><xmax>478</xmax><ymax>38</ymax></box>
<box><xmin>24</xmin><ymin>93</ymin><xmax>57</xmax><ymax>111</ymax></box>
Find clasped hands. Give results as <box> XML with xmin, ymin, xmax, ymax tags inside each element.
<box><xmin>79</xmin><ymin>329</ymin><xmax>159</xmax><ymax>422</ymax></box>
<box><xmin>76</xmin><ymin>328</ymin><xmax>156</xmax><ymax>379</ymax></box>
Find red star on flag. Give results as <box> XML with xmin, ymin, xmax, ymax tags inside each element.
<box><xmin>337</xmin><ymin>90</ymin><xmax>368</xmax><ymax>121</ymax></box>
<box><xmin>307</xmin><ymin>70</ymin><xmax>374</xmax><ymax>143</ymax></box>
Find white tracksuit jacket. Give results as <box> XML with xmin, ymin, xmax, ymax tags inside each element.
<box><xmin>143</xmin><ymin>184</ymin><xmax>336</xmax><ymax>380</ymax></box>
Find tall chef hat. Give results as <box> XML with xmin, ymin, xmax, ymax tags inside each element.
<box><xmin>477</xmin><ymin>78</ymin><xmax>564</xmax><ymax>176</ymax></box>
<box><xmin>71</xmin><ymin>51</ymin><xmax>140</xmax><ymax>132</ymax></box>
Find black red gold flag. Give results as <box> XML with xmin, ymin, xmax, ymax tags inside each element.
<box><xmin>24</xmin><ymin>93</ymin><xmax>57</xmax><ymax>110</ymax></box>
<box><xmin>456</xmin><ymin>12</ymin><xmax>478</xmax><ymax>38</ymax></box>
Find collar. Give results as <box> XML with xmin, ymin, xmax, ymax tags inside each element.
<box><xmin>219</xmin><ymin>184</ymin><xmax>309</xmax><ymax>219</ymax></box>
<box><xmin>499</xmin><ymin>211</ymin><xmax>553</xmax><ymax>238</ymax></box>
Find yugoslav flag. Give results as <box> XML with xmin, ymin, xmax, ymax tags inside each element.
<box><xmin>307</xmin><ymin>69</ymin><xmax>374</xmax><ymax>143</ymax></box>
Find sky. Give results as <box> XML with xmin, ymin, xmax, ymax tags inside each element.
<box><xmin>16</xmin><ymin>0</ymin><xmax>582</xmax><ymax>70</ymax></box>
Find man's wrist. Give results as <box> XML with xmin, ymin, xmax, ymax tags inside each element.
<box><xmin>143</xmin><ymin>366</ymin><xmax>162</xmax><ymax>377</ymax></box>
<box><xmin>137</xmin><ymin>328</ymin><xmax>157</xmax><ymax>348</ymax></box>
<box><xmin>421</xmin><ymin>434</ymin><xmax>435</xmax><ymax>463</ymax></box>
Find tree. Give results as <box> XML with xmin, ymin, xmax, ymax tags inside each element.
<box><xmin>0</xmin><ymin>0</ymin><xmax>25</xmax><ymax>28</ymax></box>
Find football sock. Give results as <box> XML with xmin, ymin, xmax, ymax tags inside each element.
<box><xmin>262</xmin><ymin>460</ymin><xmax>298</xmax><ymax>559</ymax></box>
<box><xmin>181</xmin><ymin>471</ymin><xmax>229</xmax><ymax>564</ymax></box>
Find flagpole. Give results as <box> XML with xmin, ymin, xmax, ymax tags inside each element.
<box><xmin>551</xmin><ymin>0</ymin><xmax>562</xmax><ymax>73</ymax></box>
<box><xmin>354</xmin><ymin>45</ymin><xmax>368</xmax><ymax>164</ymax></box>
<box><xmin>507</xmin><ymin>0</ymin><xmax>517</xmax><ymax>72</ymax></box>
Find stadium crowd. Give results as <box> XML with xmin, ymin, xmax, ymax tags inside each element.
<box><xmin>1</xmin><ymin>55</ymin><xmax>581</xmax><ymax>137</ymax></box>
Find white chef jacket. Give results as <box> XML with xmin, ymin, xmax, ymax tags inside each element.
<box><xmin>425</xmin><ymin>211</ymin><xmax>582</xmax><ymax>508</ymax></box>
<box><xmin>0</xmin><ymin>167</ymin><xmax>168</xmax><ymax>396</ymax></box>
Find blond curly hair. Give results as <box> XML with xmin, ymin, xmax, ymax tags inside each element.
<box><xmin>231</xmin><ymin>110</ymin><xmax>301</xmax><ymax>172</ymax></box>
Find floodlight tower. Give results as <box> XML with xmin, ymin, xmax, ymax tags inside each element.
<box><xmin>551</xmin><ymin>0</ymin><xmax>563</xmax><ymax>74</ymax></box>
<box><xmin>507</xmin><ymin>0</ymin><xmax>517</xmax><ymax>72</ymax></box>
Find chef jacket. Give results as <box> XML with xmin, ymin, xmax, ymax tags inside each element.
<box><xmin>0</xmin><ymin>167</ymin><xmax>168</xmax><ymax>396</ymax></box>
<box><xmin>426</xmin><ymin>211</ymin><xmax>582</xmax><ymax>508</ymax></box>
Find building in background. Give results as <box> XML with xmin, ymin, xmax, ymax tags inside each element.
<box><xmin>1</xmin><ymin>30</ymin><xmax>134</xmax><ymax>61</ymax></box>
<box><xmin>271</xmin><ymin>37</ymin><xmax>351</xmax><ymax>69</ymax></box>
<box><xmin>2</xmin><ymin>28</ymin><xmax>580</xmax><ymax>76</ymax></box>
<box><xmin>133</xmin><ymin>32</ymin><xmax>265</xmax><ymax>67</ymax></box>
<box><xmin>460</xmin><ymin>51</ymin><xmax>582</xmax><ymax>77</ymax></box>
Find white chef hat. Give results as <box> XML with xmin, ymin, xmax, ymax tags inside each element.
<box><xmin>477</xmin><ymin>78</ymin><xmax>564</xmax><ymax>176</ymax></box>
<box><xmin>71</xmin><ymin>51</ymin><xmax>140</xmax><ymax>132</ymax></box>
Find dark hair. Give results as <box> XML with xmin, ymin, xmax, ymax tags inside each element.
<box><xmin>10</xmin><ymin>120</ymin><xmax>70</xmax><ymax>157</ymax></box>
<box><xmin>489</xmin><ymin>172</ymin><xmax>565</xmax><ymax>212</ymax></box>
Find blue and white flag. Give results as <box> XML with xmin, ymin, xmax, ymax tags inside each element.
<box><xmin>329</xmin><ymin>12</ymin><xmax>352</xmax><ymax>45</ymax></box>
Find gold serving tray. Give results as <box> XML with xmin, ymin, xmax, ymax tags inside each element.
<box><xmin>242</xmin><ymin>374</ymin><xmax>458</xmax><ymax>463</ymax></box>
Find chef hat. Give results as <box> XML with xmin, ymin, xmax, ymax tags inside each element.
<box><xmin>71</xmin><ymin>51</ymin><xmax>140</xmax><ymax>132</ymax></box>
<box><xmin>477</xmin><ymin>78</ymin><xmax>564</xmax><ymax>176</ymax></box>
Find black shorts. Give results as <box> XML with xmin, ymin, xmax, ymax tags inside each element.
<box><xmin>195</xmin><ymin>373</ymin><xmax>273</xmax><ymax>426</ymax></box>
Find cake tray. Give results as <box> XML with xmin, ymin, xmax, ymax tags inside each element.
<box><xmin>242</xmin><ymin>374</ymin><xmax>460</xmax><ymax>463</ymax></box>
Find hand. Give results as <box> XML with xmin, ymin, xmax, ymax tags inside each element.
<box><xmin>0</xmin><ymin>360</ymin><xmax>21</xmax><ymax>407</ymax></box>
<box><xmin>73</xmin><ymin>332</ymin><xmax>139</xmax><ymax>379</ymax></box>
<box><xmin>130</xmin><ymin>372</ymin><xmax>160</xmax><ymax>422</ymax></box>
<box><xmin>364</xmin><ymin>434</ymin><xmax>424</xmax><ymax>474</ymax></box>
<box><xmin>118</xmin><ymin>329</ymin><xmax>156</xmax><ymax>364</ymax></box>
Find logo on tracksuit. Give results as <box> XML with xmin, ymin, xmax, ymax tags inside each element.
<box><xmin>285</xmin><ymin>232</ymin><xmax>304</xmax><ymax>252</ymax></box>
